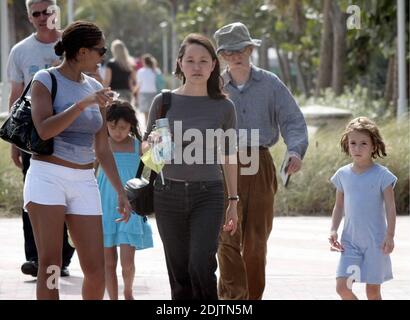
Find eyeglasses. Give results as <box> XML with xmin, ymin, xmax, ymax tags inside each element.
<box><xmin>221</xmin><ymin>47</ymin><xmax>248</xmax><ymax>56</ymax></box>
<box><xmin>89</xmin><ymin>47</ymin><xmax>107</xmax><ymax>56</ymax></box>
<box><xmin>31</xmin><ymin>9</ymin><xmax>54</xmax><ymax>18</ymax></box>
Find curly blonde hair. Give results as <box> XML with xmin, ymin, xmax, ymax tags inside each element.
<box><xmin>340</xmin><ymin>116</ymin><xmax>387</xmax><ymax>159</ymax></box>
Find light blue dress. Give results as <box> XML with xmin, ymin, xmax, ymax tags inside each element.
<box><xmin>97</xmin><ymin>139</ymin><xmax>153</xmax><ymax>250</ymax></box>
<box><xmin>330</xmin><ymin>163</ymin><xmax>397</xmax><ymax>284</ymax></box>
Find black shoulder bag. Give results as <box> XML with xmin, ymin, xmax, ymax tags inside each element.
<box><xmin>124</xmin><ymin>89</ymin><xmax>172</xmax><ymax>216</ymax></box>
<box><xmin>0</xmin><ymin>70</ymin><xmax>57</xmax><ymax>155</ymax></box>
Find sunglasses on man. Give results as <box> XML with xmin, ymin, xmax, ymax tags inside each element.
<box><xmin>90</xmin><ymin>47</ymin><xmax>108</xmax><ymax>56</ymax></box>
<box><xmin>31</xmin><ymin>9</ymin><xmax>54</xmax><ymax>18</ymax></box>
<box><xmin>221</xmin><ymin>47</ymin><xmax>249</xmax><ymax>56</ymax></box>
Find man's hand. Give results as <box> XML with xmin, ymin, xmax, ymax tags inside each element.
<box><xmin>287</xmin><ymin>156</ymin><xmax>302</xmax><ymax>175</ymax></box>
<box><xmin>11</xmin><ymin>145</ymin><xmax>23</xmax><ymax>169</ymax></box>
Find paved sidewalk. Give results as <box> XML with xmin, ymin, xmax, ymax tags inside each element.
<box><xmin>0</xmin><ymin>216</ymin><xmax>409</xmax><ymax>300</ymax></box>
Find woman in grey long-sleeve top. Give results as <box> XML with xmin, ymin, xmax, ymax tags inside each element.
<box><xmin>142</xmin><ymin>33</ymin><xmax>239</xmax><ymax>300</ymax></box>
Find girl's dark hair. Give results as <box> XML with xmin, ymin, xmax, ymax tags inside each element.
<box><xmin>174</xmin><ymin>33</ymin><xmax>226</xmax><ymax>100</ymax></box>
<box><xmin>106</xmin><ymin>100</ymin><xmax>141</xmax><ymax>141</ymax></box>
<box><xmin>340</xmin><ymin>116</ymin><xmax>387</xmax><ymax>159</ymax></box>
<box><xmin>55</xmin><ymin>21</ymin><xmax>103</xmax><ymax>60</ymax></box>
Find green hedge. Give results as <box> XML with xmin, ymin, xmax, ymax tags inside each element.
<box><xmin>0</xmin><ymin>139</ymin><xmax>23</xmax><ymax>216</ymax></box>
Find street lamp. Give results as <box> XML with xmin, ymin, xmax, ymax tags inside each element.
<box><xmin>67</xmin><ymin>0</ymin><xmax>74</xmax><ymax>24</ymax></box>
<box><xmin>397</xmin><ymin>0</ymin><xmax>408</xmax><ymax>119</ymax></box>
<box><xmin>1</xmin><ymin>0</ymin><xmax>10</xmax><ymax>114</ymax></box>
<box><xmin>159</xmin><ymin>21</ymin><xmax>169</xmax><ymax>76</ymax></box>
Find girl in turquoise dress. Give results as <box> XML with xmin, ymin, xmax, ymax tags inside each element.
<box><xmin>97</xmin><ymin>100</ymin><xmax>153</xmax><ymax>300</ymax></box>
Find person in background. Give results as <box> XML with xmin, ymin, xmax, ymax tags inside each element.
<box><xmin>6</xmin><ymin>0</ymin><xmax>74</xmax><ymax>279</ymax></box>
<box><xmin>214</xmin><ymin>22</ymin><xmax>308</xmax><ymax>300</ymax></box>
<box><xmin>135</xmin><ymin>54</ymin><xmax>159</xmax><ymax>123</ymax></box>
<box><xmin>103</xmin><ymin>39</ymin><xmax>136</xmax><ymax>103</ymax></box>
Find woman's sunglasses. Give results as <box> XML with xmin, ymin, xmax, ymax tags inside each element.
<box><xmin>90</xmin><ymin>47</ymin><xmax>108</xmax><ymax>56</ymax></box>
<box><xmin>31</xmin><ymin>9</ymin><xmax>54</xmax><ymax>18</ymax></box>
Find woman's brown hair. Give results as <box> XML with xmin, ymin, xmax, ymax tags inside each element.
<box><xmin>174</xmin><ymin>33</ymin><xmax>226</xmax><ymax>100</ymax></box>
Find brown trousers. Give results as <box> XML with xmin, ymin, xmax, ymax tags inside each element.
<box><xmin>218</xmin><ymin>149</ymin><xmax>277</xmax><ymax>300</ymax></box>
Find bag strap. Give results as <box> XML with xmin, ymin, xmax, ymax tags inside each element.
<box><xmin>47</xmin><ymin>70</ymin><xmax>57</xmax><ymax>103</ymax></box>
<box><xmin>20</xmin><ymin>80</ymin><xmax>33</xmax><ymax>100</ymax></box>
<box><xmin>136</xmin><ymin>89</ymin><xmax>172</xmax><ymax>180</ymax></box>
<box><xmin>158</xmin><ymin>89</ymin><xmax>172</xmax><ymax>119</ymax></box>
<box><xmin>18</xmin><ymin>69</ymin><xmax>57</xmax><ymax>103</ymax></box>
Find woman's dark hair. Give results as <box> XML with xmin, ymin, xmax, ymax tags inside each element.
<box><xmin>106</xmin><ymin>100</ymin><xmax>141</xmax><ymax>141</ymax></box>
<box><xmin>55</xmin><ymin>21</ymin><xmax>103</xmax><ymax>60</ymax></box>
<box><xmin>174</xmin><ymin>33</ymin><xmax>226</xmax><ymax>100</ymax></box>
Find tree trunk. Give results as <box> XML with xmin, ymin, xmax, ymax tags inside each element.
<box><xmin>275</xmin><ymin>45</ymin><xmax>289</xmax><ymax>85</ymax></box>
<box><xmin>283</xmin><ymin>51</ymin><xmax>293</xmax><ymax>90</ymax></box>
<box><xmin>276</xmin><ymin>46</ymin><xmax>292</xmax><ymax>87</ymax></box>
<box><xmin>8</xmin><ymin>2</ymin><xmax>16</xmax><ymax>48</ymax></box>
<box><xmin>294</xmin><ymin>54</ymin><xmax>308</xmax><ymax>96</ymax></box>
<box><xmin>290</xmin><ymin>0</ymin><xmax>305</xmax><ymax>37</ymax></box>
<box><xmin>393</xmin><ymin>51</ymin><xmax>398</xmax><ymax>104</ymax></box>
<box><xmin>331</xmin><ymin>1</ymin><xmax>348</xmax><ymax>96</ymax></box>
<box><xmin>258</xmin><ymin>35</ymin><xmax>270</xmax><ymax>70</ymax></box>
<box><xmin>384</xmin><ymin>54</ymin><xmax>395</xmax><ymax>104</ymax></box>
<box><xmin>315</xmin><ymin>0</ymin><xmax>333</xmax><ymax>96</ymax></box>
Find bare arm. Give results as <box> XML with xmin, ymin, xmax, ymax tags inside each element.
<box><xmin>95</xmin><ymin>108</ymin><xmax>131</xmax><ymax>221</ymax></box>
<box><xmin>382</xmin><ymin>185</ymin><xmax>396</xmax><ymax>254</ymax></box>
<box><xmin>329</xmin><ymin>190</ymin><xmax>344</xmax><ymax>250</ymax></box>
<box><xmin>8</xmin><ymin>81</ymin><xmax>25</xmax><ymax>168</ymax></box>
<box><xmin>221</xmin><ymin>154</ymin><xmax>238</xmax><ymax>236</ymax></box>
<box><xmin>129</xmin><ymin>69</ymin><xmax>136</xmax><ymax>92</ymax></box>
<box><xmin>31</xmin><ymin>81</ymin><xmax>111</xmax><ymax>141</ymax></box>
<box><xmin>8</xmin><ymin>81</ymin><xmax>24</xmax><ymax>109</ymax></box>
<box><xmin>330</xmin><ymin>190</ymin><xmax>344</xmax><ymax>232</ymax></box>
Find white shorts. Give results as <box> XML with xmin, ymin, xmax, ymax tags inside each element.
<box><xmin>23</xmin><ymin>159</ymin><xmax>102</xmax><ymax>215</ymax></box>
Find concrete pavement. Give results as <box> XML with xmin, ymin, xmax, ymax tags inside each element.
<box><xmin>0</xmin><ymin>216</ymin><xmax>409</xmax><ymax>300</ymax></box>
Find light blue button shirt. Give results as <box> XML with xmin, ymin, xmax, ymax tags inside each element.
<box><xmin>222</xmin><ymin>65</ymin><xmax>308</xmax><ymax>158</ymax></box>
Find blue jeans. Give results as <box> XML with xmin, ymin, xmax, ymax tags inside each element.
<box><xmin>154</xmin><ymin>178</ymin><xmax>224</xmax><ymax>300</ymax></box>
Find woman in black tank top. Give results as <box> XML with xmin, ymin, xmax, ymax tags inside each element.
<box><xmin>103</xmin><ymin>39</ymin><xmax>136</xmax><ymax>102</ymax></box>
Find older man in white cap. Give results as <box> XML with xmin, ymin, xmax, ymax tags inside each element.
<box><xmin>214</xmin><ymin>22</ymin><xmax>308</xmax><ymax>300</ymax></box>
